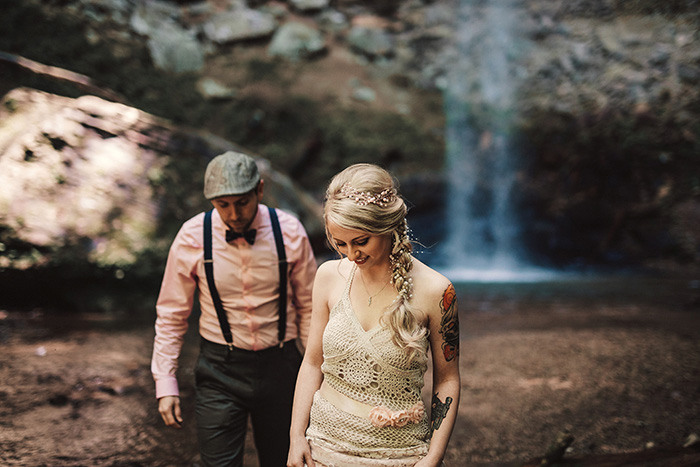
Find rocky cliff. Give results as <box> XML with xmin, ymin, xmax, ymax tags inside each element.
<box><xmin>0</xmin><ymin>0</ymin><xmax>698</xmax><ymax>308</ymax></box>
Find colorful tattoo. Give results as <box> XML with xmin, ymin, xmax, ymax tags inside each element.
<box><xmin>429</xmin><ymin>392</ymin><xmax>453</xmax><ymax>438</ymax></box>
<box><xmin>439</xmin><ymin>283</ymin><xmax>459</xmax><ymax>362</ymax></box>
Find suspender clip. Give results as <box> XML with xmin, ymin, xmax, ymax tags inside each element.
<box><xmin>227</xmin><ymin>343</ymin><xmax>234</xmax><ymax>352</ymax></box>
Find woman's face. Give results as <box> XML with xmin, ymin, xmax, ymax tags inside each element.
<box><xmin>327</xmin><ymin>222</ymin><xmax>392</xmax><ymax>269</ymax></box>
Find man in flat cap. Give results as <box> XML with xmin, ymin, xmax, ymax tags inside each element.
<box><xmin>151</xmin><ymin>151</ymin><xmax>317</xmax><ymax>467</ymax></box>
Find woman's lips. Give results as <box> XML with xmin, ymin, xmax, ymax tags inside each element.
<box><xmin>354</xmin><ymin>257</ymin><xmax>367</xmax><ymax>265</ymax></box>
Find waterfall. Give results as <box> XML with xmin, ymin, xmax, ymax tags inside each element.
<box><xmin>438</xmin><ymin>1</ymin><xmax>547</xmax><ymax>282</ymax></box>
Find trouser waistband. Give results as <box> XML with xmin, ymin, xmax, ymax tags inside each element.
<box><xmin>200</xmin><ymin>337</ymin><xmax>296</xmax><ymax>355</ymax></box>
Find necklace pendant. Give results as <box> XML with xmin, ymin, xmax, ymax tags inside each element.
<box><xmin>368</xmin><ymin>297</ymin><xmax>372</xmax><ymax>306</ymax></box>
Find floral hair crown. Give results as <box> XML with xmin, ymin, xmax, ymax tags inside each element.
<box><xmin>340</xmin><ymin>183</ymin><xmax>396</xmax><ymax>207</ymax></box>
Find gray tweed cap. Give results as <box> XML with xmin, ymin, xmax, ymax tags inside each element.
<box><xmin>203</xmin><ymin>151</ymin><xmax>260</xmax><ymax>199</ymax></box>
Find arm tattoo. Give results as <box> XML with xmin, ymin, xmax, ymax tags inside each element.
<box><xmin>439</xmin><ymin>283</ymin><xmax>459</xmax><ymax>362</ymax></box>
<box><xmin>429</xmin><ymin>392</ymin><xmax>453</xmax><ymax>438</ymax></box>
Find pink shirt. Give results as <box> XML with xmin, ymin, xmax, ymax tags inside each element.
<box><xmin>151</xmin><ymin>205</ymin><xmax>317</xmax><ymax>398</ymax></box>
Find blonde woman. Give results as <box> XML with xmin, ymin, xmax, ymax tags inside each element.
<box><xmin>287</xmin><ymin>164</ymin><xmax>460</xmax><ymax>467</ymax></box>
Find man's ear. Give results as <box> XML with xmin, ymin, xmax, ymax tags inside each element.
<box><xmin>256</xmin><ymin>179</ymin><xmax>265</xmax><ymax>200</ymax></box>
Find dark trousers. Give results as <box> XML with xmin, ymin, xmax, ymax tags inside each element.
<box><xmin>194</xmin><ymin>338</ymin><xmax>302</xmax><ymax>467</ymax></box>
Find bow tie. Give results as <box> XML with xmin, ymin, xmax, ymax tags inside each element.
<box><xmin>226</xmin><ymin>229</ymin><xmax>256</xmax><ymax>245</ymax></box>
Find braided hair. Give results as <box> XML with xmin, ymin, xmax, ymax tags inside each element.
<box><xmin>324</xmin><ymin>164</ymin><xmax>428</xmax><ymax>362</ymax></box>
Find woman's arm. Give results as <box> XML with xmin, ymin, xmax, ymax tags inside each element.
<box><xmin>287</xmin><ymin>262</ymin><xmax>335</xmax><ymax>467</ymax></box>
<box><xmin>418</xmin><ymin>282</ymin><xmax>461</xmax><ymax>467</ymax></box>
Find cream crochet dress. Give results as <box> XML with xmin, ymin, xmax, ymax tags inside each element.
<box><xmin>306</xmin><ymin>264</ymin><xmax>431</xmax><ymax>466</ymax></box>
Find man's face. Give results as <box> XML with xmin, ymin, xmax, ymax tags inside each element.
<box><xmin>210</xmin><ymin>181</ymin><xmax>264</xmax><ymax>233</ymax></box>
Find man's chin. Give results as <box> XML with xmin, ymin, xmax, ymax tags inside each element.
<box><xmin>227</xmin><ymin>224</ymin><xmax>248</xmax><ymax>233</ymax></box>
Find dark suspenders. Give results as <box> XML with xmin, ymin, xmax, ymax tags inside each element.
<box><xmin>203</xmin><ymin>206</ymin><xmax>288</xmax><ymax>350</ymax></box>
<box><xmin>268</xmin><ymin>207</ymin><xmax>288</xmax><ymax>343</ymax></box>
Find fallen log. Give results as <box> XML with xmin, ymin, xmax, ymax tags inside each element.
<box><xmin>0</xmin><ymin>50</ymin><xmax>125</xmax><ymax>103</ymax></box>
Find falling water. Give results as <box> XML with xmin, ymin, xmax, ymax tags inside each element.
<box><xmin>438</xmin><ymin>1</ymin><xmax>550</xmax><ymax>282</ymax></box>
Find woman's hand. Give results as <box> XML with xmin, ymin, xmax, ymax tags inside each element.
<box><xmin>287</xmin><ymin>434</ymin><xmax>315</xmax><ymax>467</ymax></box>
<box><xmin>413</xmin><ymin>455</ymin><xmax>442</xmax><ymax>467</ymax></box>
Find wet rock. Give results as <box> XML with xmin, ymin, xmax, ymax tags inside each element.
<box><xmin>648</xmin><ymin>46</ymin><xmax>671</xmax><ymax>68</ymax></box>
<box><xmin>596</xmin><ymin>23</ymin><xmax>626</xmax><ymax>58</ymax></box>
<box><xmin>268</xmin><ymin>22</ymin><xmax>326</xmax><ymax>61</ymax></box>
<box><xmin>289</xmin><ymin>0</ymin><xmax>330</xmax><ymax>13</ymax></box>
<box><xmin>147</xmin><ymin>22</ymin><xmax>204</xmax><ymax>73</ymax></box>
<box><xmin>81</xmin><ymin>0</ymin><xmax>134</xmax><ymax>25</ymax></box>
<box><xmin>347</xmin><ymin>26</ymin><xmax>395</xmax><ymax>58</ymax></box>
<box><xmin>195</xmin><ymin>77</ymin><xmax>237</xmax><ymax>100</ymax></box>
<box><xmin>570</xmin><ymin>42</ymin><xmax>594</xmax><ymax>68</ymax></box>
<box><xmin>129</xmin><ymin>0</ymin><xmax>181</xmax><ymax>36</ymax></box>
<box><xmin>678</xmin><ymin>64</ymin><xmax>700</xmax><ymax>84</ymax></box>
<box><xmin>317</xmin><ymin>9</ymin><xmax>349</xmax><ymax>34</ymax></box>
<box><xmin>351</xmin><ymin>85</ymin><xmax>376</xmax><ymax>102</ymax></box>
<box><xmin>182</xmin><ymin>1</ymin><xmax>216</xmax><ymax>18</ymax></box>
<box><xmin>202</xmin><ymin>8</ymin><xmax>277</xmax><ymax>44</ymax></box>
<box><xmin>259</xmin><ymin>3</ymin><xmax>289</xmax><ymax>19</ymax></box>
<box><xmin>421</xmin><ymin>2</ymin><xmax>454</xmax><ymax>29</ymax></box>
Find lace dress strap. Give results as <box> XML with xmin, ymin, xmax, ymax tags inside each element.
<box><xmin>342</xmin><ymin>262</ymin><xmax>357</xmax><ymax>298</ymax></box>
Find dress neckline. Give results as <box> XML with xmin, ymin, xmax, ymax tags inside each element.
<box><xmin>345</xmin><ymin>263</ymin><xmax>385</xmax><ymax>334</ymax></box>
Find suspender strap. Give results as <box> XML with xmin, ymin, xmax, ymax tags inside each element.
<box><xmin>203</xmin><ymin>207</ymin><xmax>288</xmax><ymax>349</ymax></box>
<box><xmin>268</xmin><ymin>206</ymin><xmax>288</xmax><ymax>343</ymax></box>
<box><xmin>203</xmin><ymin>209</ymin><xmax>234</xmax><ymax>349</ymax></box>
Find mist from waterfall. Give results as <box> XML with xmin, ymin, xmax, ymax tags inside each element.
<box><xmin>438</xmin><ymin>1</ymin><xmax>550</xmax><ymax>282</ymax></box>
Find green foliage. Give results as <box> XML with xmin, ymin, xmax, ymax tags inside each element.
<box><xmin>319</xmin><ymin>108</ymin><xmax>443</xmax><ymax>167</ymax></box>
<box><xmin>518</xmin><ymin>103</ymin><xmax>700</xmax><ymax>264</ymax></box>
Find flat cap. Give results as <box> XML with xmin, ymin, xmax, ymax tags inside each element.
<box><xmin>203</xmin><ymin>151</ymin><xmax>260</xmax><ymax>199</ymax></box>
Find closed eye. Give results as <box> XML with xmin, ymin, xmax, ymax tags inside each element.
<box><xmin>334</xmin><ymin>237</ymin><xmax>368</xmax><ymax>248</ymax></box>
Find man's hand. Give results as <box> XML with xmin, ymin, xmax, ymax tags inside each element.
<box><xmin>158</xmin><ymin>396</ymin><xmax>183</xmax><ymax>428</ymax></box>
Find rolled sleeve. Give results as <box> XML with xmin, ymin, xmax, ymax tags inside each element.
<box><xmin>283</xmin><ymin>214</ymin><xmax>317</xmax><ymax>348</ymax></box>
<box><xmin>151</xmin><ymin>217</ymin><xmax>202</xmax><ymax>399</ymax></box>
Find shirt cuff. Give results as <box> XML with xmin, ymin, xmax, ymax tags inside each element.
<box><xmin>155</xmin><ymin>377</ymin><xmax>180</xmax><ymax>399</ymax></box>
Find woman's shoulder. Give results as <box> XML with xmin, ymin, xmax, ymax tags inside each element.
<box><xmin>411</xmin><ymin>258</ymin><xmax>454</xmax><ymax>306</ymax></box>
<box><xmin>316</xmin><ymin>257</ymin><xmax>353</xmax><ymax>280</ymax></box>
<box><xmin>314</xmin><ymin>258</ymin><xmax>353</xmax><ymax>306</ymax></box>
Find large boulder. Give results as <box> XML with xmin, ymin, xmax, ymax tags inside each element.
<box><xmin>347</xmin><ymin>26</ymin><xmax>395</xmax><ymax>58</ymax></box>
<box><xmin>268</xmin><ymin>22</ymin><xmax>327</xmax><ymax>61</ymax></box>
<box><xmin>288</xmin><ymin>0</ymin><xmax>330</xmax><ymax>12</ymax></box>
<box><xmin>0</xmin><ymin>88</ymin><xmax>323</xmax><ymax>279</ymax></box>
<box><xmin>147</xmin><ymin>21</ymin><xmax>205</xmax><ymax>72</ymax></box>
<box><xmin>202</xmin><ymin>8</ymin><xmax>277</xmax><ymax>44</ymax></box>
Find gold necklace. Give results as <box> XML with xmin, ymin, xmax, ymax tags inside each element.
<box><xmin>359</xmin><ymin>270</ymin><xmax>391</xmax><ymax>306</ymax></box>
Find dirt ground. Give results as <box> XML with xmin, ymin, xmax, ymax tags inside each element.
<box><xmin>1</xmin><ymin>276</ymin><xmax>699</xmax><ymax>467</ymax></box>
